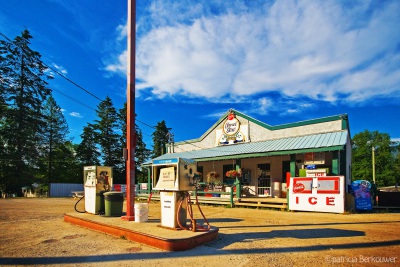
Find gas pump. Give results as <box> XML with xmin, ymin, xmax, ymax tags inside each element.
<box><xmin>83</xmin><ymin>166</ymin><xmax>113</xmax><ymax>214</ymax></box>
<box><xmin>152</xmin><ymin>158</ymin><xmax>196</xmax><ymax>229</ymax></box>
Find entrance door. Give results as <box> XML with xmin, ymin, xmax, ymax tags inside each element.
<box><xmin>257</xmin><ymin>163</ymin><xmax>271</xmax><ymax>196</ymax></box>
<box><xmin>282</xmin><ymin>161</ymin><xmax>290</xmax><ymax>182</ymax></box>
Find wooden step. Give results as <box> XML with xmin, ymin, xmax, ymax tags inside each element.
<box><xmin>234</xmin><ymin>202</ymin><xmax>287</xmax><ymax>209</ymax></box>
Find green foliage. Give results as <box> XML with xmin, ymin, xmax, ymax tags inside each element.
<box><xmin>93</xmin><ymin>96</ymin><xmax>124</xmax><ymax>183</ymax></box>
<box><xmin>118</xmin><ymin>104</ymin><xmax>151</xmax><ymax>183</ymax></box>
<box><xmin>46</xmin><ymin>141</ymin><xmax>81</xmax><ymax>183</ymax></box>
<box><xmin>0</xmin><ymin>30</ymin><xmax>52</xmax><ymax>195</ymax></box>
<box><xmin>39</xmin><ymin>96</ymin><xmax>70</xmax><ymax>190</ymax></box>
<box><xmin>151</xmin><ymin>120</ymin><xmax>171</xmax><ymax>158</ymax></box>
<box><xmin>352</xmin><ymin>130</ymin><xmax>398</xmax><ymax>187</ymax></box>
<box><xmin>76</xmin><ymin>123</ymin><xmax>101</xmax><ymax>166</ymax></box>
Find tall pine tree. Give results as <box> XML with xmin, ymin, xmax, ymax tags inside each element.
<box><xmin>76</xmin><ymin>123</ymin><xmax>101</xmax><ymax>166</ymax></box>
<box><xmin>119</xmin><ymin>104</ymin><xmax>151</xmax><ymax>183</ymax></box>
<box><xmin>38</xmin><ymin>96</ymin><xmax>69</xmax><ymax>194</ymax></box>
<box><xmin>0</xmin><ymin>30</ymin><xmax>52</xmax><ymax>195</ymax></box>
<box><xmin>93</xmin><ymin>96</ymin><xmax>124</xmax><ymax>183</ymax></box>
<box><xmin>152</xmin><ymin>120</ymin><xmax>171</xmax><ymax>158</ymax></box>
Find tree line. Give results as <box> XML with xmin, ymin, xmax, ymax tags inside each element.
<box><xmin>0</xmin><ymin>30</ymin><xmax>170</xmax><ymax>196</ymax></box>
<box><xmin>1</xmin><ymin>30</ymin><xmax>399</xmax><ymax>196</ymax></box>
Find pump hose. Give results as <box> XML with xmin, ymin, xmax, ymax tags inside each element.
<box><xmin>74</xmin><ymin>195</ymin><xmax>86</xmax><ymax>213</ymax></box>
<box><xmin>176</xmin><ymin>189</ymin><xmax>211</xmax><ymax>232</ymax></box>
<box><xmin>192</xmin><ymin>192</ymin><xmax>211</xmax><ymax>230</ymax></box>
<box><xmin>177</xmin><ymin>194</ymin><xmax>189</xmax><ymax>230</ymax></box>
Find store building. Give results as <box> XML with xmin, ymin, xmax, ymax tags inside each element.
<box><xmin>150</xmin><ymin>109</ymin><xmax>352</xmax><ymax>198</ymax></box>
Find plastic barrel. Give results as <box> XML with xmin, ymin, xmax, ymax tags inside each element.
<box><xmin>273</xmin><ymin>182</ymin><xmax>282</xmax><ymax>198</ymax></box>
<box><xmin>104</xmin><ymin>192</ymin><xmax>124</xmax><ymax>217</ymax></box>
<box><xmin>134</xmin><ymin>203</ymin><xmax>148</xmax><ymax>222</ymax></box>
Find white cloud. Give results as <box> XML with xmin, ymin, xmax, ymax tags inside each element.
<box><xmin>106</xmin><ymin>0</ymin><xmax>400</xmax><ymax>106</ymax></box>
<box><xmin>69</xmin><ymin>112</ymin><xmax>83</xmax><ymax>118</ymax></box>
<box><xmin>52</xmin><ymin>63</ymin><xmax>68</xmax><ymax>75</ymax></box>
<box><xmin>105</xmin><ymin>49</ymin><xmax>127</xmax><ymax>73</ymax></box>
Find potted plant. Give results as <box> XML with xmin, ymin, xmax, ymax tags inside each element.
<box><xmin>226</xmin><ymin>169</ymin><xmax>241</xmax><ymax>179</ymax></box>
<box><xmin>206</xmin><ymin>171</ymin><xmax>220</xmax><ymax>184</ymax></box>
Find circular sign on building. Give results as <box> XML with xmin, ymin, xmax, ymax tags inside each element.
<box><xmin>223</xmin><ymin>113</ymin><xmax>240</xmax><ymax>136</ymax></box>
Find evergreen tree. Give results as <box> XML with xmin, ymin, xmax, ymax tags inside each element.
<box><xmin>38</xmin><ymin>96</ymin><xmax>69</xmax><ymax>194</ymax></box>
<box><xmin>352</xmin><ymin>130</ymin><xmax>396</xmax><ymax>186</ymax></box>
<box><xmin>76</xmin><ymin>123</ymin><xmax>101</xmax><ymax>166</ymax></box>
<box><xmin>394</xmin><ymin>142</ymin><xmax>400</xmax><ymax>186</ymax></box>
<box><xmin>0</xmin><ymin>30</ymin><xmax>52</xmax><ymax>195</ymax></box>
<box><xmin>93</xmin><ymin>96</ymin><xmax>124</xmax><ymax>183</ymax></box>
<box><xmin>119</xmin><ymin>104</ymin><xmax>151</xmax><ymax>183</ymax></box>
<box><xmin>50</xmin><ymin>141</ymin><xmax>82</xmax><ymax>184</ymax></box>
<box><xmin>151</xmin><ymin>120</ymin><xmax>171</xmax><ymax>158</ymax></box>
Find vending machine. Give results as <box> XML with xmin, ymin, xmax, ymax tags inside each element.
<box><xmin>152</xmin><ymin>158</ymin><xmax>196</xmax><ymax>229</ymax></box>
<box><xmin>83</xmin><ymin>166</ymin><xmax>113</xmax><ymax>214</ymax></box>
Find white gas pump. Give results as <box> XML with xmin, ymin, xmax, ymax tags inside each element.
<box><xmin>152</xmin><ymin>158</ymin><xmax>196</xmax><ymax>229</ymax></box>
<box><xmin>83</xmin><ymin>166</ymin><xmax>113</xmax><ymax>214</ymax></box>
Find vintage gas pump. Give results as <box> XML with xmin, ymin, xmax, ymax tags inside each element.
<box><xmin>152</xmin><ymin>158</ymin><xmax>196</xmax><ymax>229</ymax></box>
<box><xmin>83</xmin><ymin>166</ymin><xmax>113</xmax><ymax>214</ymax></box>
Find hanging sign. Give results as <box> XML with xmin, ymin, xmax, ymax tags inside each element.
<box><xmin>155</xmin><ymin>167</ymin><xmax>176</xmax><ymax>189</ymax></box>
<box><xmin>218</xmin><ymin>111</ymin><xmax>245</xmax><ymax>145</ymax></box>
<box><xmin>304</xmin><ymin>152</ymin><xmax>325</xmax><ymax>164</ymax></box>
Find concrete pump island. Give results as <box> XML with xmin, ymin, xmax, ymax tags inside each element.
<box><xmin>64</xmin><ymin>159</ymin><xmax>219</xmax><ymax>251</ymax></box>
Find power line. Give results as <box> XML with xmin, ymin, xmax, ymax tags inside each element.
<box><xmin>136</xmin><ymin>119</ymin><xmax>156</xmax><ymax>129</ymax></box>
<box><xmin>51</xmin><ymin>88</ymin><xmax>96</xmax><ymax>111</ymax></box>
<box><xmin>0</xmin><ymin>31</ymin><xmax>103</xmax><ymax>103</ymax></box>
<box><xmin>44</xmin><ymin>63</ymin><xmax>103</xmax><ymax>102</ymax></box>
<box><xmin>1</xmin><ymin>31</ymin><xmax>196</xmax><ymax>151</ymax></box>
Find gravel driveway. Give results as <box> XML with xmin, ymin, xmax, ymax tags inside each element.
<box><xmin>0</xmin><ymin>198</ymin><xmax>399</xmax><ymax>266</ymax></box>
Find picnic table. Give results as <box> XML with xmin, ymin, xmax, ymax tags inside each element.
<box><xmin>71</xmin><ymin>191</ymin><xmax>84</xmax><ymax>199</ymax></box>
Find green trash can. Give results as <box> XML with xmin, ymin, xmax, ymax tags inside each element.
<box><xmin>104</xmin><ymin>192</ymin><xmax>124</xmax><ymax>217</ymax></box>
<box><xmin>96</xmin><ymin>191</ymin><xmax>105</xmax><ymax>214</ymax></box>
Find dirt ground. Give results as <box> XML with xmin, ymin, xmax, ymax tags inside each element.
<box><xmin>0</xmin><ymin>198</ymin><xmax>399</xmax><ymax>267</ymax></box>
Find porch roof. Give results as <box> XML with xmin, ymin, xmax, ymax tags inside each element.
<box><xmin>149</xmin><ymin>130</ymin><xmax>348</xmax><ymax>163</ymax></box>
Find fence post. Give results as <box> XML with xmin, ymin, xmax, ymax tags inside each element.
<box><xmin>230</xmin><ymin>188</ymin><xmax>234</xmax><ymax>207</ymax></box>
<box><xmin>235</xmin><ymin>179</ymin><xmax>241</xmax><ymax>198</ymax></box>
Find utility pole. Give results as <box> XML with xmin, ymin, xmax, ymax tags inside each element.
<box><xmin>122</xmin><ymin>0</ymin><xmax>136</xmax><ymax>221</ymax></box>
<box><xmin>372</xmin><ymin>146</ymin><xmax>376</xmax><ymax>184</ymax></box>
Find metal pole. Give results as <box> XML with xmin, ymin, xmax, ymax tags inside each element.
<box><xmin>372</xmin><ymin>147</ymin><xmax>376</xmax><ymax>184</ymax></box>
<box><xmin>122</xmin><ymin>0</ymin><xmax>136</xmax><ymax>221</ymax></box>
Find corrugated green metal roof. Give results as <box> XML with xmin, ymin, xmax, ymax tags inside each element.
<box><xmin>148</xmin><ymin>131</ymin><xmax>348</xmax><ymax>164</ymax></box>
<box><xmin>175</xmin><ymin>109</ymin><xmax>350</xmax><ymax>145</ymax></box>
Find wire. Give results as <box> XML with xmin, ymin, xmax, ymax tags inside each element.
<box><xmin>0</xmin><ymin>32</ymin><xmax>103</xmax><ymax>103</ymax></box>
<box><xmin>44</xmin><ymin>63</ymin><xmax>102</xmax><ymax>102</ymax></box>
<box><xmin>51</xmin><ymin>88</ymin><xmax>96</xmax><ymax>111</ymax></box>
<box><xmin>1</xmin><ymin>32</ymin><xmax>218</xmax><ymax>153</ymax></box>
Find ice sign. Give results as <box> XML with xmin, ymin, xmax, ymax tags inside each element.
<box><xmin>155</xmin><ymin>167</ymin><xmax>176</xmax><ymax>190</ymax></box>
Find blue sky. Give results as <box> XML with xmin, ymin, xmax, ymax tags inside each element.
<box><xmin>1</xmin><ymin>0</ymin><xmax>400</xmax><ymax>147</ymax></box>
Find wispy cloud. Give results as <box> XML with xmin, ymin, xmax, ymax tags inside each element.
<box><xmin>52</xmin><ymin>63</ymin><xmax>68</xmax><ymax>75</ymax></box>
<box><xmin>106</xmin><ymin>0</ymin><xmax>400</xmax><ymax>109</ymax></box>
<box><xmin>69</xmin><ymin>112</ymin><xmax>83</xmax><ymax>118</ymax></box>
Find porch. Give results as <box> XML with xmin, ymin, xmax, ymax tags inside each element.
<box><xmin>136</xmin><ymin>193</ymin><xmax>288</xmax><ymax>210</ymax></box>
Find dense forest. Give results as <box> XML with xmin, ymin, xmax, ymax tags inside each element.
<box><xmin>0</xmin><ymin>30</ymin><xmax>169</xmax><ymax>196</ymax></box>
<box><xmin>1</xmin><ymin>31</ymin><xmax>399</xmax><ymax>196</ymax></box>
